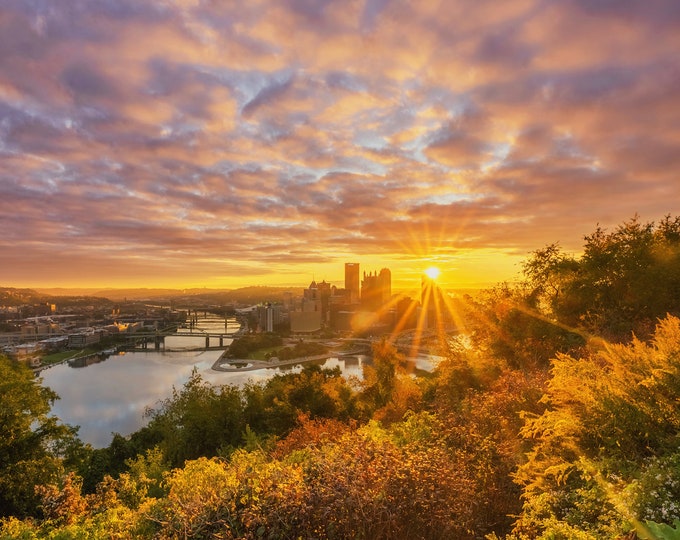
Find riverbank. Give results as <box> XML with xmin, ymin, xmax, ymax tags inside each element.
<box><xmin>34</xmin><ymin>347</ymin><xmax>119</xmax><ymax>374</ymax></box>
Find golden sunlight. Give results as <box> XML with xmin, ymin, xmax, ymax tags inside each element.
<box><xmin>424</xmin><ymin>266</ymin><xmax>441</xmax><ymax>280</ymax></box>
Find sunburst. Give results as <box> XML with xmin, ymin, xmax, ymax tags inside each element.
<box><xmin>424</xmin><ymin>266</ymin><xmax>440</xmax><ymax>280</ymax></box>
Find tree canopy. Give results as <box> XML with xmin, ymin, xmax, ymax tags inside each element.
<box><xmin>0</xmin><ymin>355</ymin><xmax>79</xmax><ymax>518</ymax></box>
<box><xmin>523</xmin><ymin>215</ymin><xmax>680</xmax><ymax>341</ymax></box>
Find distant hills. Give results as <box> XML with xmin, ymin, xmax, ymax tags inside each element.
<box><xmin>34</xmin><ymin>287</ymin><xmax>208</xmax><ymax>300</ymax></box>
<box><xmin>1</xmin><ymin>286</ymin><xmax>305</xmax><ymax>306</ymax></box>
<box><xmin>2</xmin><ymin>285</ymin><xmax>482</xmax><ymax>308</ymax></box>
<box><xmin>0</xmin><ymin>287</ymin><xmax>49</xmax><ymax>306</ymax></box>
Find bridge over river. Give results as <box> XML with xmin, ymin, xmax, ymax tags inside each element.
<box><xmin>125</xmin><ymin>327</ymin><xmax>245</xmax><ymax>351</ymax></box>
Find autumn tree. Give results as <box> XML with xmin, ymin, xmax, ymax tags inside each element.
<box><xmin>524</xmin><ymin>215</ymin><xmax>680</xmax><ymax>341</ymax></box>
<box><xmin>512</xmin><ymin>316</ymin><xmax>680</xmax><ymax>538</ymax></box>
<box><xmin>359</xmin><ymin>339</ymin><xmax>422</xmax><ymax>420</ymax></box>
<box><xmin>35</xmin><ymin>472</ymin><xmax>88</xmax><ymax>525</ymax></box>
<box><xmin>471</xmin><ymin>284</ymin><xmax>585</xmax><ymax>370</ymax></box>
<box><xmin>0</xmin><ymin>355</ymin><xmax>80</xmax><ymax>518</ymax></box>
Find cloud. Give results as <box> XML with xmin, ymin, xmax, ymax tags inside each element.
<box><xmin>241</xmin><ymin>70</ymin><xmax>297</xmax><ymax>117</ymax></box>
<box><xmin>1</xmin><ymin>0</ymin><xmax>679</xmax><ymax>288</ymax></box>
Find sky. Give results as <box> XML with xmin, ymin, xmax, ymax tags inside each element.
<box><xmin>1</xmin><ymin>0</ymin><xmax>679</xmax><ymax>292</ymax></box>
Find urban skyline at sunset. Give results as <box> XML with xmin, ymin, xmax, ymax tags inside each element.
<box><xmin>1</xmin><ymin>1</ymin><xmax>679</xmax><ymax>291</ymax></box>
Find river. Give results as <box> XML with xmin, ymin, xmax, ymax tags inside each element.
<box><xmin>40</xmin><ymin>315</ymin><xmax>440</xmax><ymax>448</ymax></box>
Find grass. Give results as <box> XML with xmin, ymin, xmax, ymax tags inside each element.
<box><xmin>40</xmin><ymin>345</ymin><xmax>115</xmax><ymax>365</ymax></box>
<box><xmin>248</xmin><ymin>346</ymin><xmax>281</xmax><ymax>361</ymax></box>
<box><xmin>40</xmin><ymin>350</ymin><xmax>82</xmax><ymax>365</ymax></box>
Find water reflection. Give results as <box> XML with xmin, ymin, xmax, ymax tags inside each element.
<box><xmin>41</xmin><ymin>312</ymin><xmax>442</xmax><ymax>449</ymax></box>
<box><xmin>40</xmin><ymin>349</ymin><xmax>387</xmax><ymax>448</ymax></box>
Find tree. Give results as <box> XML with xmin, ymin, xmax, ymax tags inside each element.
<box><xmin>513</xmin><ymin>316</ymin><xmax>680</xmax><ymax>538</ymax></box>
<box><xmin>0</xmin><ymin>355</ymin><xmax>80</xmax><ymax>518</ymax></box>
<box><xmin>144</xmin><ymin>370</ymin><xmax>248</xmax><ymax>467</ymax></box>
<box><xmin>360</xmin><ymin>339</ymin><xmax>408</xmax><ymax>417</ymax></box>
<box><xmin>551</xmin><ymin>215</ymin><xmax>680</xmax><ymax>341</ymax></box>
<box><xmin>497</xmin><ymin>216</ymin><xmax>680</xmax><ymax>345</ymax></box>
<box><xmin>35</xmin><ymin>472</ymin><xmax>88</xmax><ymax>525</ymax></box>
<box><xmin>521</xmin><ymin>243</ymin><xmax>579</xmax><ymax>313</ymax></box>
<box><xmin>471</xmin><ymin>284</ymin><xmax>586</xmax><ymax>370</ymax></box>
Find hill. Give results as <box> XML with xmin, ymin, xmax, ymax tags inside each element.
<box><xmin>29</xmin><ymin>286</ymin><xmax>304</xmax><ymax>305</ymax></box>
<box><xmin>0</xmin><ymin>287</ymin><xmax>50</xmax><ymax>306</ymax></box>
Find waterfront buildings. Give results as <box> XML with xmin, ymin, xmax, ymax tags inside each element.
<box><xmin>256</xmin><ymin>302</ymin><xmax>281</xmax><ymax>333</ymax></box>
<box><xmin>290</xmin><ymin>281</ymin><xmax>323</xmax><ymax>332</ymax></box>
<box><xmin>289</xmin><ymin>263</ymin><xmax>397</xmax><ymax>334</ymax></box>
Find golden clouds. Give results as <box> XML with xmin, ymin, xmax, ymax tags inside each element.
<box><xmin>1</xmin><ymin>0</ymin><xmax>679</xmax><ymax>288</ymax></box>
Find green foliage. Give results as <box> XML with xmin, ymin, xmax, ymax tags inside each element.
<box><xmin>0</xmin><ymin>517</ymin><xmax>38</xmax><ymax>539</ymax></box>
<box><xmin>144</xmin><ymin>369</ymin><xmax>249</xmax><ymax>467</ymax></box>
<box><xmin>120</xmin><ymin>446</ymin><xmax>169</xmax><ymax>503</ymax></box>
<box><xmin>522</xmin><ymin>242</ymin><xmax>580</xmax><ymax>313</ymax></box>
<box><xmin>0</xmin><ymin>355</ymin><xmax>80</xmax><ymax>518</ymax></box>
<box><xmin>640</xmin><ymin>520</ymin><xmax>680</xmax><ymax>540</ymax></box>
<box><xmin>226</xmin><ymin>333</ymin><xmax>283</xmax><ymax>359</ymax></box>
<box><xmin>266</xmin><ymin>340</ymin><xmax>328</xmax><ymax>360</ymax></box>
<box><xmin>136</xmin><ymin>365</ymin><xmax>357</xmax><ymax>469</ymax></box>
<box><xmin>524</xmin><ymin>215</ymin><xmax>680</xmax><ymax>341</ymax></box>
<box><xmin>154</xmin><ymin>456</ymin><xmax>241</xmax><ymax>538</ymax></box>
<box><xmin>511</xmin><ymin>460</ymin><xmax>626</xmax><ymax>539</ymax></box>
<box><xmin>472</xmin><ymin>284</ymin><xmax>586</xmax><ymax>370</ymax></box>
<box><xmin>624</xmin><ymin>453</ymin><xmax>680</xmax><ymax>525</ymax></box>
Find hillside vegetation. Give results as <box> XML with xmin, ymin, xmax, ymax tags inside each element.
<box><xmin>2</xmin><ymin>215</ymin><xmax>680</xmax><ymax>539</ymax></box>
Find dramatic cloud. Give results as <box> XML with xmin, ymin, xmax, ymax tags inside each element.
<box><xmin>1</xmin><ymin>0</ymin><xmax>679</xmax><ymax>290</ymax></box>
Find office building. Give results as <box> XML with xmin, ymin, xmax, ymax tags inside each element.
<box><xmin>345</xmin><ymin>263</ymin><xmax>360</xmax><ymax>304</ymax></box>
<box><xmin>361</xmin><ymin>268</ymin><xmax>392</xmax><ymax>311</ymax></box>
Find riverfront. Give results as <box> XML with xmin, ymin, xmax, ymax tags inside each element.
<box><xmin>41</xmin><ymin>348</ymin><xmax>394</xmax><ymax>448</ymax></box>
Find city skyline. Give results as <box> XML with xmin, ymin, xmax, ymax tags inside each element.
<box><xmin>1</xmin><ymin>1</ymin><xmax>679</xmax><ymax>291</ymax></box>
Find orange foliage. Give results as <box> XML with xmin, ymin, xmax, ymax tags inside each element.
<box><xmin>271</xmin><ymin>412</ymin><xmax>354</xmax><ymax>458</ymax></box>
<box><xmin>35</xmin><ymin>472</ymin><xmax>88</xmax><ymax>525</ymax></box>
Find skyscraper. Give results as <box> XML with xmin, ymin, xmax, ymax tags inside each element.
<box><xmin>345</xmin><ymin>263</ymin><xmax>360</xmax><ymax>304</ymax></box>
<box><xmin>361</xmin><ymin>268</ymin><xmax>392</xmax><ymax>310</ymax></box>
<box><xmin>361</xmin><ymin>271</ymin><xmax>380</xmax><ymax>310</ymax></box>
<box><xmin>379</xmin><ymin>268</ymin><xmax>391</xmax><ymax>305</ymax></box>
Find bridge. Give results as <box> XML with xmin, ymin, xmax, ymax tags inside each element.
<box><xmin>127</xmin><ymin>329</ymin><xmax>243</xmax><ymax>351</ymax></box>
<box><xmin>0</xmin><ymin>326</ymin><xmax>245</xmax><ymax>352</ymax></box>
<box><xmin>0</xmin><ymin>332</ymin><xmax>65</xmax><ymax>347</ymax></box>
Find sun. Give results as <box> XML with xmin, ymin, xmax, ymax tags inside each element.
<box><xmin>424</xmin><ymin>266</ymin><xmax>440</xmax><ymax>280</ymax></box>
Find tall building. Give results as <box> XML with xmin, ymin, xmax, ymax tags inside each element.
<box><xmin>301</xmin><ymin>279</ymin><xmax>332</xmax><ymax>323</ymax></box>
<box><xmin>345</xmin><ymin>263</ymin><xmax>360</xmax><ymax>304</ymax></box>
<box><xmin>257</xmin><ymin>303</ymin><xmax>280</xmax><ymax>333</ymax></box>
<box><xmin>361</xmin><ymin>268</ymin><xmax>392</xmax><ymax>311</ymax></box>
<box><xmin>291</xmin><ymin>279</ymin><xmax>323</xmax><ymax>333</ymax></box>
<box><xmin>379</xmin><ymin>268</ymin><xmax>392</xmax><ymax>305</ymax></box>
<box><xmin>303</xmin><ymin>279</ymin><xmax>321</xmax><ymax>312</ymax></box>
<box><xmin>317</xmin><ymin>280</ymin><xmax>332</xmax><ymax>323</ymax></box>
